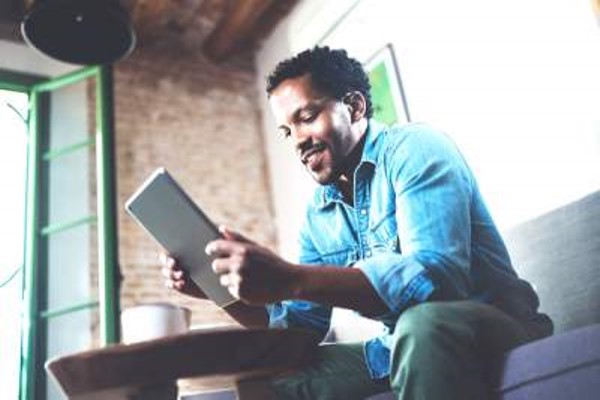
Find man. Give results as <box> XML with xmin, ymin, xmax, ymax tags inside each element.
<box><xmin>160</xmin><ymin>46</ymin><xmax>552</xmax><ymax>399</ymax></box>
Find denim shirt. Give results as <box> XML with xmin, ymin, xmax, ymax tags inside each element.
<box><xmin>267</xmin><ymin>121</ymin><xmax>549</xmax><ymax>379</ymax></box>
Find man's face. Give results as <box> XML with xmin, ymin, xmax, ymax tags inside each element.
<box><xmin>269</xmin><ymin>74</ymin><xmax>361</xmax><ymax>185</ymax></box>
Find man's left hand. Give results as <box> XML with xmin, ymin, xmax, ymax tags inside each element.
<box><xmin>206</xmin><ymin>226</ymin><xmax>299</xmax><ymax>305</ymax></box>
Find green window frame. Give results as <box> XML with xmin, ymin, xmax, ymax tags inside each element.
<box><xmin>0</xmin><ymin>66</ymin><xmax>121</xmax><ymax>400</ymax></box>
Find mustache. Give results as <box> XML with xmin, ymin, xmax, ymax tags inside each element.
<box><xmin>299</xmin><ymin>142</ymin><xmax>327</xmax><ymax>163</ymax></box>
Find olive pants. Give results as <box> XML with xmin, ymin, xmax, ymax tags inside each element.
<box><xmin>270</xmin><ymin>301</ymin><xmax>539</xmax><ymax>400</ymax></box>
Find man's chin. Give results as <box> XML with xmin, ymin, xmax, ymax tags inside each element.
<box><xmin>308</xmin><ymin>168</ymin><xmax>337</xmax><ymax>186</ymax></box>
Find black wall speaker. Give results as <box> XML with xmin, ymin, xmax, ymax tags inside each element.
<box><xmin>22</xmin><ymin>0</ymin><xmax>136</xmax><ymax>65</ymax></box>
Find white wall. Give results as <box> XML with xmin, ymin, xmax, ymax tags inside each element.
<box><xmin>256</xmin><ymin>0</ymin><xmax>600</xmax><ymax>256</ymax></box>
<box><xmin>0</xmin><ymin>39</ymin><xmax>77</xmax><ymax>76</ymax></box>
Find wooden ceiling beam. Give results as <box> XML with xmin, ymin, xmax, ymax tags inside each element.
<box><xmin>125</xmin><ymin>0</ymin><xmax>172</xmax><ymax>42</ymax></box>
<box><xmin>203</xmin><ymin>0</ymin><xmax>275</xmax><ymax>62</ymax></box>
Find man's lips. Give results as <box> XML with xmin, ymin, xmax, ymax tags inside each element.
<box><xmin>305</xmin><ymin>151</ymin><xmax>324</xmax><ymax>171</ymax></box>
<box><xmin>301</xmin><ymin>143</ymin><xmax>326</xmax><ymax>164</ymax></box>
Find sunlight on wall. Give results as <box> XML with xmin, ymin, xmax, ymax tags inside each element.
<box><xmin>0</xmin><ymin>89</ymin><xmax>29</xmax><ymax>400</ymax></box>
<box><xmin>381</xmin><ymin>0</ymin><xmax>600</xmax><ymax>229</ymax></box>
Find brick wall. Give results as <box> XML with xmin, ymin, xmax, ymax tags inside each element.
<box><xmin>113</xmin><ymin>46</ymin><xmax>276</xmax><ymax>331</ymax></box>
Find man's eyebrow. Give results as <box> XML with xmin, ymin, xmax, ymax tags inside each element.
<box><xmin>277</xmin><ymin>97</ymin><xmax>329</xmax><ymax>130</ymax></box>
<box><xmin>291</xmin><ymin>98</ymin><xmax>327</xmax><ymax>120</ymax></box>
<box><xmin>291</xmin><ymin>104</ymin><xmax>309</xmax><ymax>120</ymax></box>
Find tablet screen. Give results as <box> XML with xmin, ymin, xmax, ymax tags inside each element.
<box><xmin>125</xmin><ymin>168</ymin><xmax>237</xmax><ymax>307</ymax></box>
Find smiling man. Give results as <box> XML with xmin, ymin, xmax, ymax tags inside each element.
<box><xmin>161</xmin><ymin>46</ymin><xmax>552</xmax><ymax>399</ymax></box>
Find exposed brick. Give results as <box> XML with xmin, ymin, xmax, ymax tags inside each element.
<box><xmin>112</xmin><ymin>47</ymin><xmax>276</xmax><ymax>334</ymax></box>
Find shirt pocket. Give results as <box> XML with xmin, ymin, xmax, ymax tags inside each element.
<box><xmin>368</xmin><ymin>210</ymin><xmax>400</xmax><ymax>253</ymax></box>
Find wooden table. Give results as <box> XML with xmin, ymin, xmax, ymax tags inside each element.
<box><xmin>46</xmin><ymin>327</ymin><xmax>320</xmax><ymax>400</ymax></box>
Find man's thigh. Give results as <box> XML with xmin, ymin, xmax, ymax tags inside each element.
<box><xmin>270</xmin><ymin>342</ymin><xmax>389</xmax><ymax>400</ymax></box>
<box><xmin>389</xmin><ymin>300</ymin><xmax>534</xmax><ymax>400</ymax></box>
<box><xmin>412</xmin><ymin>300</ymin><xmax>533</xmax><ymax>353</ymax></box>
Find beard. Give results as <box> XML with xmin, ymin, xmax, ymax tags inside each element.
<box><xmin>309</xmin><ymin>166</ymin><xmax>336</xmax><ymax>185</ymax></box>
<box><xmin>306</xmin><ymin>150</ymin><xmax>342</xmax><ymax>185</ymax></box>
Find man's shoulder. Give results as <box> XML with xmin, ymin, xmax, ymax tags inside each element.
<box><xmin>376</xmin><ymin>121</ymin><xmax>457</xmax><ymax>160</ymax></box>
<box><xmin>379</xmin><ymin>121</ymin><xmax>447</xmax><ymax>146</ymax></box>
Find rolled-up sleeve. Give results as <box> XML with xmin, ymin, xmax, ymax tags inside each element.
<box><xmin>355</xmin><ymin>124</ymin><xmax>474</xmax><ymax>315</ymax></box>
<box><xmin>356</xmin><ymin>254</ymin><xmax>435</xmax><ymax>316</ymax></box>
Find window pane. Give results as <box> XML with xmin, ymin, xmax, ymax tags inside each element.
<box><xmin>0</xmin><ymin>89</ymin><xmax>29</xmax><ymax>400</ymax></box>
<box><xmin>44</xmin><ymin>80</ymin><xmax>97</xmax><ymax>400</ymax></box>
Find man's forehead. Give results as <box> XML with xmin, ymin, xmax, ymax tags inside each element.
<box><xmin>270</xmin><ymin>74</ymin><xmax>318</xmax><ymax>100</ymax></box>
<box><xmin>269</xmin><ymin>75</ymin><xmax>327</xmax><ymax>115</ymax></box>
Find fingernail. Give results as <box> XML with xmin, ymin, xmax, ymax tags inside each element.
<box><xmin>205</xmin><ymin>244</ymin><xmax>213</xmax><ymax>255</ymax></box>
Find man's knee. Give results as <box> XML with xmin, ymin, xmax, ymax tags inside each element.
<box><xmin>388</xmin><ymin>302</ymin><xmax>487</xmax><ymax>399</ymax></box>
<box><xmin>393</xmin><ymin>302</ymin><xmax>447</xmax><ymax>344</ymax></box>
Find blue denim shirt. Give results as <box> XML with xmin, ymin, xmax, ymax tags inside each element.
<box><xmin>267</xmin><ymin>121</ymin><xmax>549</xmax><ymax>379</ymax></box>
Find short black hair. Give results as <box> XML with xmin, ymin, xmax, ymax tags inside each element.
<box><xmin>266</xmin><ymin>46</ymin><xmax>373</xmax><ymax>119</ymax></box>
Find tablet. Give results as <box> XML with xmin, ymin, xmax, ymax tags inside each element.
<box><xmin>125</xmin><ymin>168</ymin><xmax>237</xmax><ymax>307</ymax></box>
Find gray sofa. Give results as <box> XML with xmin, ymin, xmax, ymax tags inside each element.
<box><xmin>184</xmin><ymin>192</ymin><xmax>600</xmax><ymax>399</ymax></box>
<box><xmin>487</xmin><ymin>191</ymin><xmax>600</xmax><ymax>399</ymax></box>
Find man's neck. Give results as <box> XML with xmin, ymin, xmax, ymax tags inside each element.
<box><xmin>337</xmin><ymin>121</ymin><xmax>369</xmax><ymax>205</ymax></box>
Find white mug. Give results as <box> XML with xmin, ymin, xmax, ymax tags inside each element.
<box><xmin>121</xmin><ymin>302</ymin><xmax>191</xmax><ymax>344</ymax></box>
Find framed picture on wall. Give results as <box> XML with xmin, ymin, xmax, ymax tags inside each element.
<box><xmin>364</xmin><ymin>44</ymin><xmax>411</xmax><ymax>125</ymax></box>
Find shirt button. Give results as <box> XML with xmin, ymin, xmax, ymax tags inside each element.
<box><xmin>365</xmin><ymin>250</ymin><xmax>372</xmax><ymax>257</ymax></box>
<box><xmin>360</xmin><ymin>208</ymin><xmax>368</xmax><ymax>215</ymax></box>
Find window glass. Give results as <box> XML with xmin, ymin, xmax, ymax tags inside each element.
<box><xmin>0</xmin><ymin>89</ymin><xmax>29</xmax><ymax>400</ymax></box>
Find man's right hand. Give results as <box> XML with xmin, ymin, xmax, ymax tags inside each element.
<box><xmin>159</xmin><ymin>253</ymin><xmax>207</xmax><ymax>299</ymax></box>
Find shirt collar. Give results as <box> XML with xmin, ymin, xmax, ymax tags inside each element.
<box><xmin>317</xmin><ymin>120</ymin><xmax>387</xmax><ymax>209</ymax></box>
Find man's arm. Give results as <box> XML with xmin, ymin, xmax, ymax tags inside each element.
<box><xmin>160</xmin><ymin>248</ymin><xmax>383</xmax><ymax>327</ymax></box>
<box><xmin>207</xmin><ymin>227</ymin><xmax>388</xmax><ymax>315</ymax></box>
<box><xmin>160</xmin><ymin>253</ymin><xmax>268</xmax><ymax>328</ymax></box>
<box><xmin>289</xmin><ymin>264</ymin><xmax>389</xmax><ymax>317</ymax></box>
<box><xmin>159</xmin><ymin>229</ymin><xmax>376</xmax><ymax>329</ymax></box>
<box><xmin>351</xmin><ymin>124</ymin><xmax>474</xmax><ymax>315</ymax></box>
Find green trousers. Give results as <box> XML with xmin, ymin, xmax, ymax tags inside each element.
<box><xmin>270</xmin><ymin>301</ymin><xmax>541</xmax><ymax>400</ymax></box>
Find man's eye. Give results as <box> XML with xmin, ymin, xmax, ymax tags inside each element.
<box><xmin>300</xmin><ymin>112</ymin><xmax>317</xmax><ymax>123</ymax></box>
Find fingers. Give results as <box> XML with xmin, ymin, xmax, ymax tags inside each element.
<box><xmin>159</xmin><ymin>252</ymin><xmax>176</xmax><ymax>269</ymax></box>
<box><xmin>159</xmin><ymin>252</ymin><xmax>187</xmax><ymax>289</ymax></box>
<box><xmin>212</xmin><ymin>257</ymin><xmax>241</xmax><ymax>295</ymax></box>
<box><xmin>161</xmin><ymin>266</ymin><xmax>183</xmax><ymax>281</ymax></box>
<box><xmin>211</xmin><ymin>257</ymin><xmax>230</xmax><ymax>275</ymax></box>
<box><xmin>160</xmin><ymin>254</ymin><xmax>181</xmax><ymax>277</ymax></box>
<box><xmin>218</xmin><ymin>225</ymin><xmax>254</xmax><ymax>244</ymax></box>
<box><xmin>218</xmin><ymin>272</ymin><xmax>241</xmax><ymax>295</ymax></box>
<box><xmin>219</xmin><ymin>273</ymin><xmax>239</xmax><ymax>287</ymax></box>
<box><xmin>205</xmin><ymin>239</ymin><xmax>246</xmax><ymax>258</ymax></box>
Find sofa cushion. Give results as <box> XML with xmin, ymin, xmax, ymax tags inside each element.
<box><xmin>503</xmin><ymin>191</ymin><xmax>600</xmax><ymax>334</ymax></box>
<box><xmin>491</xmin><ymin>324</ymin><xmax>600</xmax><ymax>400</ymax></box>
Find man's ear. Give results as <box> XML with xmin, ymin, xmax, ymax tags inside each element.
<box><xmin>343</xmin><ymin>92</ymin><xmax>367</xmax><ymax>122</ymax></box>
